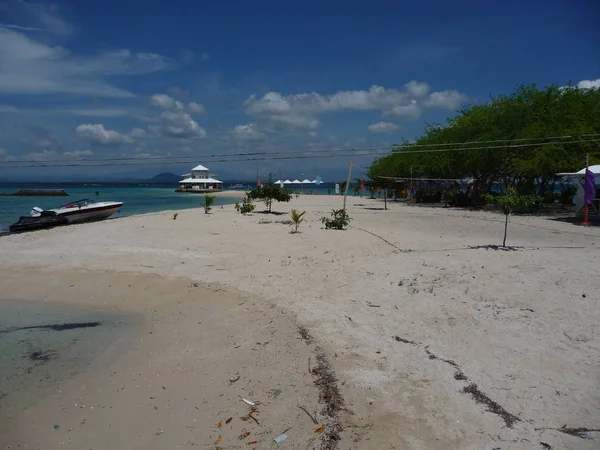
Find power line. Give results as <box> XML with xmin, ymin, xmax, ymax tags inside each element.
<box><xmin>1</xmin><ymin>137</ymin><xmax>597</xmax><ymax>170</ymax></box>
<box><xmin>2</xmin><ymin>132</ymin><xmax>599</xmax><ymax>165</ymax></box>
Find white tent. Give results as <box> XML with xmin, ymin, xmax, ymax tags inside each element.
<box><xmin>301</xmin><ymin>179</ymin><xmax>312</xmax><ymax>184</ymax></box>
<box><xmin>557</xmin><ymin>165</ymin><xmax>600</xmax><ymax>178</ymax></box>
<box><xmin>274</xmin><ymin>180</ymin><xmax>282</xmax><ymax>184</ymax></box>
<box><xmin>291</xmin><ymin>179</ymin><xmax>301</xmax><ymax>184</ymax></box>
<box><xmin>557</xmin><ymin>165</ymin><xmax>600</xmax><ymax>218</ymax></box>
<box><xmin>283</xmin><ymin>180</ymin><xmax>292</xmax><ymax>184</ymax></box>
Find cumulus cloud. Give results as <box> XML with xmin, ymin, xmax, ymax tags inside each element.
<box><xmin>231</xmin><ymin>124</ymin><xmax>265</xmax><ymax>141</ymax></box>
<box><xmin>244</xmin><ymin>82</ymin><xmax>468</xmax><ymax>131</ymax></box>
<box><xmin>0</xmin><ymin>27</ymin><xmax>171</xmax><ymax>97</ymax></box>
<box><xmin>151</xmin><ymin>111</ymin><xmax>207</xmax><ymax>139</ymax></box>
<box><xmin>149</xmin><ymin>93</ymin><xmax>177</xmax><ymax>109</ymax></box>
<box><xmin>76</xmin><ymin>124</ymin><xmax>138</xmax><ymax>146</ymax></box>
<box><xmin>577</xmin><ymin>78</ymin><xmax>600</xmax><ymax>89</ymax></box>
<box><xmin>188</xmin><ymin>102</ymin><xmax>205</xmax><ymax>114</ymax></box>
<box><xmin>368</xmin><ymin>121</ymin><xmax>400</xmax><ymax>133</ymax></box>
<box><xmin>424</xmin><ymin>90</ymin><xmax>468</xmax><ymax>109</ymax></box>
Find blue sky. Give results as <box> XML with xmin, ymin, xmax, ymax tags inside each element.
<box><xmin>0</xmin><ymin>0</ymin><xmax>598</xmax><ymax>180</ymax></box>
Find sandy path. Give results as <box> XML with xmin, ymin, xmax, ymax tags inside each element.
<box><xmin>1</xmin><ymin>195</ymin><xmax>599</xmax><ymax>449</ymax></box>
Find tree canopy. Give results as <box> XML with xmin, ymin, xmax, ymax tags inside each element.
<box><xmin>247</xmin><ymin>176</ymin><xmax>292</xmax><ymax>212</ymax></box>
<box><xmin>368</xmin><ymin>84</ymin><xmax>600</xmax><ymax>191</ymax></box>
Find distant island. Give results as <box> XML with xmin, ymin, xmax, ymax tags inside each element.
<box><xmin>149</xmin><ymin>172</ymin><xmax>182</xmax><ymax>183</ymax></box>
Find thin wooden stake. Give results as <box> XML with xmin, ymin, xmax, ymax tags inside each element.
<box><xmin>342</xmin><ymin>160</ymin><xmax>353</xmax><ymax>211</ymax></box>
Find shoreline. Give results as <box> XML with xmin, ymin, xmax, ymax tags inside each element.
<box><xmin>0</xmin><ymin>268</ymin><xmax>339</xmax><ymax>449</ymax></box>
<box><xmin>1</xmin><ymin>196</ymin><xmax>599</xmax><ymax>449</ymax></box>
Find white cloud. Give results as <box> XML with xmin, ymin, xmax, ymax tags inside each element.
<box><xmin>368</xmin><ymin>121</ymin><xmax>400</xmax><ymax>133</ymax></box>
<box><xmin>129</xmin><ymin>128</ymin><xmax>147</xmax><ymax>139</ymax></box>
<box><xmin>151</xmin><ymin>111</ymin><xmax>207</xmax><ymax>139</ymax></box>
<box><xmin>2</xmin><ymin>1</ymin><xmax>73</xmax><ymax>35</ymax></box>
<box><xmin>63</xmin><ymin>149</ymin><xmax>93</xmax><ymax>158</ymax></box>
<box><xmin>0</xmin><ymin>28</ymin><xmax>171</xmax><ymax>97</ymax></box>
<box><xmin>20</xmin><ymin>1</ymin><xmax>73</xmax><ymax>35</ymax></box>
<box><xmin>22</xmin><ymin>149</ymin><xmax>59</xmax><ymax>161</ymax></box>
<box><xmin>577</xmin><ymin>78</ymin><xmax>600</xmax><ymax>89</ymax></box>
<box><xmin>188</xmin><ymin>102</ymin><xmax>205</xmax><ymax>114</ymax></box>
<box><xmin>244</xmin><ymin>82</ymin><xmax>468</xmax><ymax>131</ymax></box>
<box><xmin>200</xmin><ymin>52</ymin><xmax>210</xmax><ymax>62</ymax></box>
<box><xmin>383</xmin><ymin>102</ymin><xmax>421</xmax><ymax>119</ymax></box>
<box><xmin>424</xmin><ymin>90</ymin><xmax>468</xmax><ymax>110</ymax></box>
<box><xmin>149</xmin><ymin>93</ymin><xmax>177</xmax><ymax>109</ymax></box>
<box><xmin>404</xmin><ymin>81</ymin><xmax>430</xmax><ymax>98</ymax></box>
<box><xmin>232</xmin><ymin>123</ymin><xmax>265</xmax><ymax>141</ymax></box>
<box><xmin>76</xmin><ymin>124</ymin><xmax>135</xmax><ymax>146</ymax></box>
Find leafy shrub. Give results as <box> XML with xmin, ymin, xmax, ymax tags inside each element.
<box><xmin>235</xmin><ymin>196</ymin><xmax>256</xmax><ymax>215</ymax></box>
<box><xmin>485</xmin><ymin>191</ymin><xmax>539</xmax><ymax>247</ymax></box>
<box><xmin>247</xmin><ymin>176</ymin><xmax>292</xmax><ymax>212</ymax></box>
<box><xmin>321</xmin><ymin>209</ymin><xmax>352</xmax><ymax>230</ymax></box>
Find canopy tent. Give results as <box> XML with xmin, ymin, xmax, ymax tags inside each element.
<box><xmin>301</xmin><ymin>179</ymin><xmax>312</xmax><ymax>184</ymax></box>
<box><xmin>274</xmin><ymin>180</ymin><xmax>282</xmax><ymax>184</ymax></box>
<box><xmin>283</xmin><ymin>180</ymin><xmax>292</xmax><ymax>184</ymax></box>
<box><xmin>291</xmin><ymin>179</ymin><xmax>301</xmax><ymax>184</ymax></box>
<box><xmin>557</xmin><ymin>165</ymin><xmax>600</xmax><ymax>178</ymax></box>
<box><xmin>557</xmin><ymin>165</ymin><xmax>600</xmax><ymax>220</ymax></box>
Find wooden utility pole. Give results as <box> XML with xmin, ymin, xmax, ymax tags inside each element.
<box><xmin>583</xmin><ymin>153</ymin><xmax>590</xmax><ymax>226</ymax></box>
<box><xmin>342</xmin><ymin>160</ymin><xmax>353</xmax><ymax>211</ymax></box>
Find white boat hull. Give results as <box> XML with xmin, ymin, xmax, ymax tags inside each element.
<box><xmin>31</xmin><ymin>201</ymin><xmax>123</xmax><ymax>223</ymax></box>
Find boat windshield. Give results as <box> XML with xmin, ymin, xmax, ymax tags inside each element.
<box><xmin>58</xmin><ymin>199</ymin><xmax>95</xmax><ymax>209</ymax></box>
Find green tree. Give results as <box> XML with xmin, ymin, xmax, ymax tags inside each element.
<box><xmin>247</xmin><ymin>175</ymin><xmax>292</xmax><ymax>213</ymax></box>
<box><xmin>485</xmin><ymin>190</ymin><xmax>539</xmax><ymax>247</ymax></box>
<box><xmin>369</xmin><ymin>84</ymin><xmax>600</xmax><ymax>192</ymax></box>
<box><xmin>290</xmin><ymin>209</ymin><xmax>307</xmax><ymax>233</ymax></box>
<box><xmin>200</xmin><ymin>194</ymin><xmax>216</xmax><ymax>214</ymax></box>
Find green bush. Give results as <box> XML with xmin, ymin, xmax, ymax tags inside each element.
<box><xmin>321</xmin><ymin>209</ymin><xmax>352</xmax><ymax>230</ymax></box>
<box><xmin>235</xmin><ymin>196</ymin><xmax>256</xmax><ymax>215</ymax></box>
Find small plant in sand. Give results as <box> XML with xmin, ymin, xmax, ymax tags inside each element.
<box><xmin>485</xmin><ymin>189</ymin><xmax>539</xmax><ymax>247</ymax></box>
<box><xmin>172</xmin><ymin>212</ymin><xmax>179</xmax><ymax>220</ymax></box>
<box><xmin>321</xmin><ymin>208</ymin><xmax>352</xmax><ymax>230</ymax></box>
<box><xmin>235</xmin><ymin>196</ymin><xmax>256</xmax><ymax>215</ymax></box>
<box><xmin>290</xmin><ymin>209</ymin><xmax>307</xmax><ymax>233</ymax></box>
<box><xmin>247</xmin><ymin>175</ymin><xmax>292</xmax><ymax>213</ymax></box>
<box><xmin>200</xmin><ymin>194</ymin><xmax>216</xmax><ymax>214</ymax></box>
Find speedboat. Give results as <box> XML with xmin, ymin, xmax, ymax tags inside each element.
<box><xmin>31</xmin><ymin>198</ymin><xmax>123</xmax><ymax>223</ymax></box>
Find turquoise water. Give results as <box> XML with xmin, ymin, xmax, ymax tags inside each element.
<box><xmin>0</xmin><ymin>183</ymin><xmax>340</xmax><ymax>232</ymax></box>
<box><xmin>0</xmin><ymin>184</ymin><xmax>247</xmax><ymax>232</ymax></box>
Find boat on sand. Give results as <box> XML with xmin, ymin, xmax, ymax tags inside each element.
<box><xmin>31</xmin><ymin>198</ymin><xmax>123</xmax><ymax>223</ymax></box>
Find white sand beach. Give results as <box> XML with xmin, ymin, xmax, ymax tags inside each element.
<box><xmin>1</xmin><ymin>195</ymin><xmax>599</xmax><ymax>450</ymax></box>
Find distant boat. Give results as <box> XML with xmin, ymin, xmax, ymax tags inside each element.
<box><xmin>31</xmin><ymin>198</ymin><xmax>123</xmax><ymax>223</ymax></box>
<box><xmin>229</xmin><ymin>183</ymin><xmax>250</xmax><ymax>190</ymax></box>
